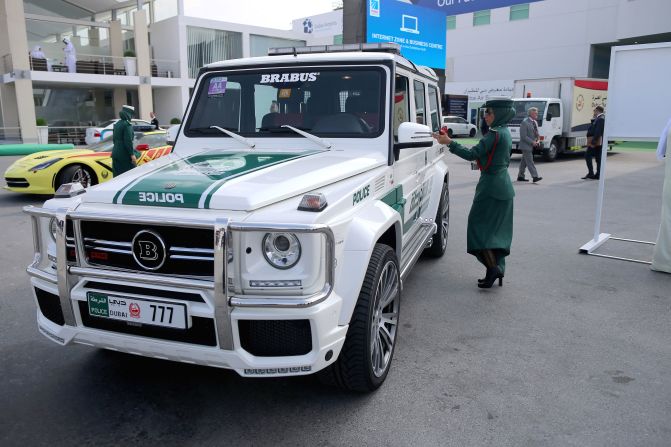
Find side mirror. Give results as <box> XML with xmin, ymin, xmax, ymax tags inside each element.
<box><xmin>546</xmin><ymin>113</ymin><xmax>552</xmax><ymax>121</ymax></box>
<box><xmin>136</xmin><ymin>143</ymin><xmax>149</xmax><ymax>151</ymax></box>
<box><xmin>395</xmin><ymin>122</ymin><xmax>434</xmax><ymax>150</ymax></box>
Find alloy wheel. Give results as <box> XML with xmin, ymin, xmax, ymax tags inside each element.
<box><xmin>370</xmin><ymin>260</ymin><xmax>400</xmax><ymax>377</ymax></box>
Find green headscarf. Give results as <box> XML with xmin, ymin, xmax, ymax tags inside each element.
<box><xmin>484</xmin><ymin>97</ymin><xmax>515</xmax><ymax>128</ymax></box>
<box><xmin>119</xmin><ymin>104</ymin><xmax>135</xmax><ymax>122</ymax></box>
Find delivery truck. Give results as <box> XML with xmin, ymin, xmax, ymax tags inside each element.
<box><xmin>509</xmin><ymin>77</ymin><xmax>608</xmax><ymax>161</ymax></box>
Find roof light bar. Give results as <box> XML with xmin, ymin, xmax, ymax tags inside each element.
<box><xmin>268</xmin><ymin>43</ymin><xmax>401</xmax><ymax>57</ymax></box>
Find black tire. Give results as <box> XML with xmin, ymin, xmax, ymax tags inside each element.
<box><xmin>469</xmin><ymin>128</ymin><xmax>476</xmax><ymax>137</ymax></box>
<box><xmin>319</xmin><ymin>244</ymin><xmax>400</xmax><ymax>392</ymax></box>
<box><xmin>56</xmin><ymin>164</ymin><xmax>95</xmax><ymax>190</ymax></box>
<box><xmin>543</xmin><ymin>139</ymin><xmax>559</xmax><ymax>162</ymax></box>
<box><xmin>425</xmin><ymin>181</ymin><xmax>449</xmax><ymax>258</ymax></box>
<box><xmin>447</xmin><ymin>128</ymin><xmax>453</xmax><ymax>138</ymax></box>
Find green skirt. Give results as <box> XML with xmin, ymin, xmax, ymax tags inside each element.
<box><xmin>466</xmin><ymin>196</ymin><xmax>514</xmax><ymax>271</ymax></box>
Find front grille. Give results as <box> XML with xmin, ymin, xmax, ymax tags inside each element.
<box><xmin>78</xmin><ymin>301</ymin><xmax>217</xmax><ymax>346</ymax></box>
<box><xmin>5</xmin><ymin>177</ymin><xmax>29</xmax><ymax>188</ymax></box>
<box><xmin>238</xmin><ymin>320</ymin><xmax>312</xmax><ymax>357</ymax></box>
<box><xmin>35</xmin><ymin>288</ymin><xmax>65</xmax><ymax>326</ymax></box>
<box><xmin>79</xmin><ymin>221</ymin><xmax>214</xmax><ymax>277</ymax></box>
<box><xmin>84</xmin><ymin>281</ymin><xmax>205</xmax><ymax>303</ymax></box>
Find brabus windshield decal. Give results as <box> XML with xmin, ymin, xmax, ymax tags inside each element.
<box><xmin>260</xmin><ymin>72</ymin><xmax>319</xmax><ymax>83</ymax></box>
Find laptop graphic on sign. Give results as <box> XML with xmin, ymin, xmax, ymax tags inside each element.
<box><xmin>400</xmin><ymin>15</ymin><xmax>419</xmax><ymax>34</ymax></box>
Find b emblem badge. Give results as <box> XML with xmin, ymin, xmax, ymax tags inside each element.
<box><xmin>131</xmin><ymin>230</ymin><xmax>166</xmax><ymax>270</ymax></box>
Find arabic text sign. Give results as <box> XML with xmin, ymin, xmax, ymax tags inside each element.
<box><xmin>367</xmin><ymin>0</ymin><xmax>446</xmax><ymax>69</ymax></box>
<box><xmin>414</xmin><ymin>0</ymin><xmax>543</xmax><ymax>16</ymax></box>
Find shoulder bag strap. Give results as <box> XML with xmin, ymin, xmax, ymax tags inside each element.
<box><xmin>476</xmin><ymin>132</ymin><xmax>499</xmax><ymax>172</ymax></box>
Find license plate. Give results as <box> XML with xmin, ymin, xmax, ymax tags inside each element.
<box><xmin>87</xmin><ymin>291</ymin><xmax>187</xmax><ymax>329</ymax></box>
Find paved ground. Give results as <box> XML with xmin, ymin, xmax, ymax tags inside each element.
<box><xmin>0</xmin><ymin>148</ymin><xmax>669</xmax><ymax>446</ymax></box>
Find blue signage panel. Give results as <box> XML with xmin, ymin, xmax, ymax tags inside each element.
<box><xmin>413</xmin><ymin>0</ymin><xmax>542</xmax><ymax>16</ymax></box>
<box><xmin>366</xmin><ymin>0</ymin><xmax>447</xmax><ymax>69</ymax></box>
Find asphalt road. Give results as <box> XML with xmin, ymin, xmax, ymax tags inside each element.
<box><xmin>1</xmin><ymin>148</ymin><xmax>670</xmax><ymax>446</ymax></box>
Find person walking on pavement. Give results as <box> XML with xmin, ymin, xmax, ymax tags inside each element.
<box><xmin>433</xmin><ymin>97</ymin><xmax>515</xmax><ymax>288</ymax></box>
<box><xmin>517</xmin><ymin>107</ymin><xmax>542</xmax><ymax>183</ymax></box>
<box><xmin>583</xmin><ymin>105</ymin><xmax>605</xmax><ymax>179</ymax></box>
<box><xmin>112</xmin><ymin>105</ymin><xmax>137</xmax><ymax>176</ymax></box>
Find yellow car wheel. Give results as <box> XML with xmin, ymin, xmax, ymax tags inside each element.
<box><xmin>57</xmin><ymin>164</ymin><xmax>96</xmax><ymax>190</ymax></box>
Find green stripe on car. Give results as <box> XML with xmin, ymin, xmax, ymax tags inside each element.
<box><xmin>116</xmin><ymin>151</ymin><xmax>315</xmax><ymax>208</ymax></box>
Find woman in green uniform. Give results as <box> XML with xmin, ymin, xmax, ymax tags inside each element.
<box><xmin>112</xmin><ymin>105</ymin><xmax>137</xmax><ymax>176</ymax></box>
<box><xmin>434</xmin><ymin>97</ymin><xmax>516</xmax><ymax>288</ymax></box>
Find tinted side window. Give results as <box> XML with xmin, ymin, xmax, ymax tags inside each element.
<box><xmin>394</xmin><ymin>75</ymin><xmax>411</xmax><ymax>138</ymax></box>
<box><xmin>548</xmin><ymin>103</ymin><xmax>561</xmax><ymax>118</ymax></box>
<box><xmin>428</xmin><ymin>84</ymin><xmax>441</xmax><ymax>132</ymax></box>
<box><xmin>413</xmin><ymin>80</ymin><xmax>426</xmax><ymax>124</ymax></box>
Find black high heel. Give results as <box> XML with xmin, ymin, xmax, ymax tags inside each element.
<box><xmin>478</xmin><ymin>267</ymin><xmax>503</xmax><ymax>288</ymax></box>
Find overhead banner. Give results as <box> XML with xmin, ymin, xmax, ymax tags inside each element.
<box><xmin>412</xmin><ymin>0</ymin><xmax>543</xmax><ymax>16</ymax></box>
<box><xmin>367</xmin><ymin>0</ymin><xmax>446</xmax><ymax>69</ymax></box>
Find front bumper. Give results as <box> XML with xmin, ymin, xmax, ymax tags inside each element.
<box><xmin>4</xmin><ymin>167</ymin><xmax>54</xmax><ymax>194</ymax></box>
<box><xmin>31</xmin><ymin>274</ymin><xmax>347</xmax><ymax>377</ymax></box>
<box><xmin>25</xmin><ymin>207</ymin><xmax>344</xmax><ymax>377</ymax></box>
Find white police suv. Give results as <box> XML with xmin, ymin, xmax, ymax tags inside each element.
<box><xmin>24</xmin><ymin>43</ymin><xmax>449</xmax><ymax>392</ymax></box>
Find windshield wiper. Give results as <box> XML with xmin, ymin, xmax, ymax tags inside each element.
<box><xmin>209</xmin><ymin>125</ymin><xmax>255</xmax><ymax>149</ymax></box>
<box><xmin>280</xmin><ymin>125</ymin><xmax>332</xmax><ymax>150</ymax></box>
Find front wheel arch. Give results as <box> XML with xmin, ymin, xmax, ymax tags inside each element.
<box><xmin>54</xmin><ymin>163</ymin><xmax>98</xmax><ymax>191</ymax></box>
<box><xmin>543</xmin><ymin>139</ymin><xmax>560</xmax><ymax>162</ymax></box>
<box><xmin>319</xmin><ymin>243</ymin><xmax>400</xmax><ymax>392</ymax></box>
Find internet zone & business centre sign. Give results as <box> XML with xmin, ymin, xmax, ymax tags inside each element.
<box><xmin>366</xmin><ymin>1</ymin><xmax>542</xmax><ymax>69</ymax></box>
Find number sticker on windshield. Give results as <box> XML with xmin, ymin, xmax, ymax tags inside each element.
<box><xmin>208</xmin><ymin>77</ymin><xmax>227</xmax><ymax>96</ymax></box>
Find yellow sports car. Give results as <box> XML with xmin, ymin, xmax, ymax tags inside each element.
<box><xmin>4</xmin><ymin>131</ymin><xmax>172</xmax><ymax>194</ymax></box>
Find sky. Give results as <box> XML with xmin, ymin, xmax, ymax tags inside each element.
<box><xmin>184</xmin><ymin>0</ymin><xmax>337</xmax><ymax>30</ymax></box>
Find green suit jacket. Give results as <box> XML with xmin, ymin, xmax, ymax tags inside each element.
<box><xmin>448</xmin><ymin>127</ymin><xmax>515</xmax><ymax>202</ymax></box>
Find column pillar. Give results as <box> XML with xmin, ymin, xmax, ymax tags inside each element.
<box><xmin>0</xmin><ymin>0</ymin><xmax>37</xmax><ymax>143</ymax></box>
<box><xmin>133</xmin><ymin>9</ymin><xmax>153</xmax><ymax>121</ymax></box>
<box><xmin>113</xmin><ymin>88</ymin><xmax>126</xmax><ymax>113</ymax></box>
<box><xmin>109</xmin><ymin>20</ymin><xmax>126</xmax><ymax>110</ymax></box>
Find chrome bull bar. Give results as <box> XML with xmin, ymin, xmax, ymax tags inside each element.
<box><xmin>24</xmin><ymin>206</ymin><xmax>335</xmax><ymax>351</ymax></box>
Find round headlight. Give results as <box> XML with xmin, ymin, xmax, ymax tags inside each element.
<box><xmin>262</xmin><ymin>232</ymin><xmax>301</xmax><ymax>269</ymax></box>
<box><xmin>49</xmin><ymin>217</ymin><xmax>58</xmax><ymax>241</ymax></box>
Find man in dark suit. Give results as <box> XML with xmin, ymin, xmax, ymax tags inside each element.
<box><xmin>583</xmin><ymin>105</ymin><xmax>605</xmax><ymax>179</ymax></box>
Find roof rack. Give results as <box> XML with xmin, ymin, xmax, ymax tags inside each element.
<box><xmin>268</xmin><ymin>43</ymin><xmax>401</xmax><ymax>56</ymax></box>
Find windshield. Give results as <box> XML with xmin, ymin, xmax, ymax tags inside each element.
<box><xmin>87</xmin><ymin>138</ymin><xmax>115</xmax><ymax>152</ymax></box>
<box><xmin>510</xmin><ymin>100</ymin><xmax>546</xmax><ymax>126</ymax></box>
<box><xmin>137</xmin><ymin>133</ymin><xmax>168</xmax><ymax>148</ymax></box>
<box><xmin>185</xmin><ymin>67</ymin><xmax>385</xmax><ymax>138</ymax></box>
<box><xmin>99</xmin><ymin>120</ymin><xmax>116</xmax><ymax>128</ymax></box>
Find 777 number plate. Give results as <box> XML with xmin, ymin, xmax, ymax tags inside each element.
<box><xmin>87</xmin><ymin>292</ymin><xmax>187</xmax><ymax>329</ymax></box>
